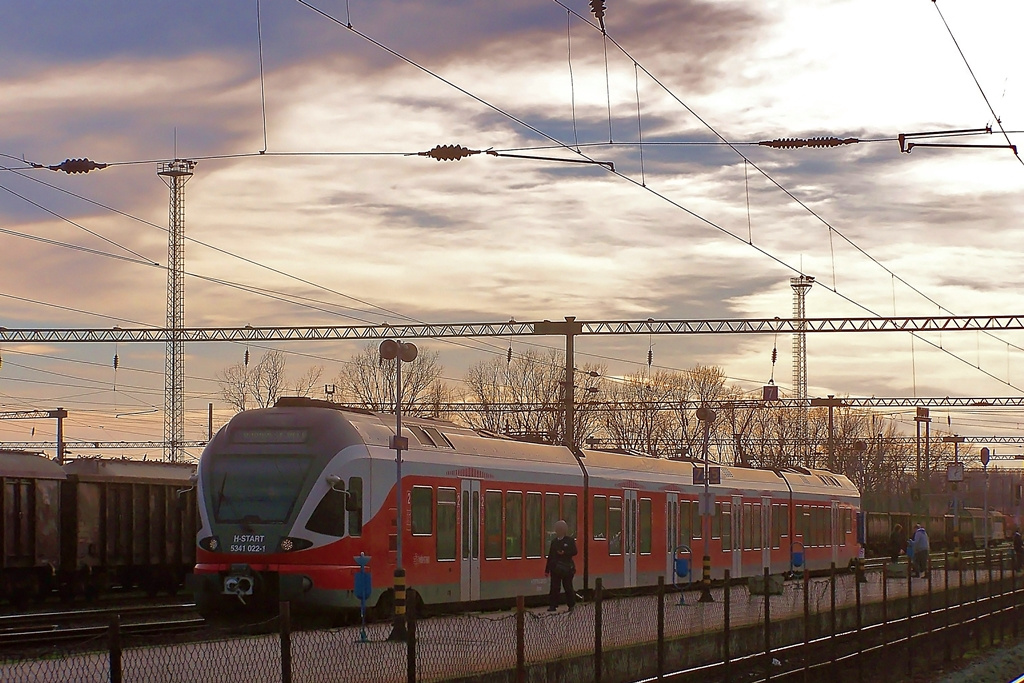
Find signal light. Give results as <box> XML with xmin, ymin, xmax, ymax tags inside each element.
<box><xmin>48</xmin><ymin>158</ymin><xmax>108</xmax><ymax>174</ymax></box>
<box><xmin>418</xmin><ymin>144</ymin><xmax>480</xmax><ymax>162</ymax></box>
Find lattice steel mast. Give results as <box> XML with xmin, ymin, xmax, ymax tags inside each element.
<box><xmin>158</xmin><ymin>160</ymin><xmax>195</xmax><ymax>462</ymax></box>
<box><xmin>791</xmin><ymin>275</ymin><xmax>814</xmax><ymax>464</ymax></box>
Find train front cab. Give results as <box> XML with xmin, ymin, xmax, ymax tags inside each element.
<box><xmin>191</xmin><ymin>405</ymin><xmax>377</xmax><ymax>618</ymax></box>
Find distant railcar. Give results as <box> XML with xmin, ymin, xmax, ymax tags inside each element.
<box><xmin>191</xmin><ymin>398</ymin><xmax>861</xmax><ymax>619</ymax></box>
<box><xmin>60</xmin><ymin>458</ymin><xmax>197</xmax><ymax>599</ymax></box>
<box><xmin>0</xmin><ymin>451</ymin><xmax>65</xmax><ymax>608</ymax></box>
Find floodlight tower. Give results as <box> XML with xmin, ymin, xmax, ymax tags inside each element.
<box><xmin>790</xmin><ymin>275</ymin><xmax>814</xmax><ymax>464</ymax></box>
<box><xmin>158</xmin><ymin>159</ymin><xmax>196</xmax><ymax>462</ymax></box>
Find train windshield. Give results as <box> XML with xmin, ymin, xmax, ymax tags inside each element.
<box><xmin>209</xmin><ymin>453</ymin><xmax>313</xmax><ymax>524</ymax></box>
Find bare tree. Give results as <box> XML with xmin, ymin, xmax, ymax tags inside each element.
<box><xmin>461</xmin><ymin>348</ymin><xmax>604</xmax><ymax>447</ymax></box>
<box><xmin>335</xmin><ymin>343</ymin><xmax>444</xmax><ymax>414</ymax></box>
<box><xmin>217</xmin><ymin>350</ymin><xmax>313</xmax><ymax>412</ymax></box>
<box><xmin>292</xmin><ymin>364</ymin><xmax>324</xmax><ymax>398</ymax></box>
<box><xmin>250</xmin><ymin>350</ymin><xmax>287</xmax><ymax>408</ymax></box>
<box><xmin>218</xmin><ymin>363</ymin><xmax>250</xmax><ymax>413</ymax></box>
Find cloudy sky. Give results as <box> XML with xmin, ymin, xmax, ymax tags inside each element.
<box><xmin>2</xmin><ymin>0</ymin><xmax>1024</xmax><ymax>455</ymax></box>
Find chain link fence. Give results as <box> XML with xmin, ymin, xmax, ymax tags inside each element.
<box><xmin>2</xmin><ymin>551</ymin><xmax>1021</xmax><ymax>683</ymax></box>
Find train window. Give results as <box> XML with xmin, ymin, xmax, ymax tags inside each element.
<box><xmin>593</xmin><ymin>496</ymin><xmax>608</xmax><ymax>540</ymax></box>
<box><xmin>639</xmin><ymin>498</ymin><xmax>652</xmax><ymax>554</ymax></box>
<box><xmin>348</xmin><ymin>477</ymin><xmax>363</xmax><ymax>537</ymax></box>
<box><xmin>544</xmin><ymin>493</ymin><xmax>560</xmax><ymax>547</ymax></box>
<box><xmin>525</xmin><ymin>493</ymin><xmax>543</xmax><ymax>558</ymax></box>
<box><xmin>742</xmin><ymin>503</ymin><xmax>753</xmax><ymax>550</ymax></box>
<box><xmin>721</xmin><ymin>503</ymin><xmax>732</xmax><ymax>551</ymax></box>
<box><xmin>484</xmin><ymin>491</ymin><xmax>503</xmax><ymax>560</ymax></box>
<box><xmin>306</xmin><ymin>488</ymin><xmax>348</xmax><ymax>537</ymax></box>
<box><xmin>436</xmin><ymin>488</ymin><xmax>457</xmax><ymax>561</ymax></box>
<box><xmin>424</xmin><ymin>427</ymin><xmax>455</xmax><ymax>449</ymax></box>
<box><xmin>753</xmin><ymin>503</ymin><xmax>762</xmax><ymax>550</ymax></box>
<box><xmin>563</xmin><ymin>494</ymin><xmax>578</xmax><ymax>537</ymax></box>
<box><xmin>608</xmin><ymin>496</ymin><xmax>623</xmax><ymax>555</ymax></box>
<box><xmin>209</xmin><ymin>453</ymin><xmax>313</xmax><ymax>523</ymax></box>
<box><xmin>411</xmin><ymin>486</ymin><xmax>433</xmax><ymax>536</ymax></box>
<box><xmin>679</xmin><ymin>501</ymin><xmax>691</xmax><ymax>546</ymax></box>
<box><xmin>408</xmin><ymin>425</ymin><xmax>434</xmax><ymax>446</ymax></box>
<box><xmin>799</xmin><ymin>506</ymin><xmax>810</xmax><ymax>544</ymax></box>
<box><xmin>691</xmin><ymin>500</ymin><xmax>702</xmax><ymax>540</ymax></box>
<box><xmin>712</xmin><ymin>502</ymin><xmax>722</xmax><ymax>539</ymax></box>
<box><xmin>506</xmin><ymin>492</ymin><xmax>523</xmax><ymax>558</ymax></box>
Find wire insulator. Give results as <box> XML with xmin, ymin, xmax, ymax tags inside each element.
<box><xmin>507</xmin><ymin>346</ymin><xmax>513</xmax><ymax>364</ymax></box>
<box><xmin>647</xmin><ymin>347</ymin><xmax>653</xmax><ymax>367</ymax></box>
<box><xmin>419</xmin><ymin>144</ymin><xmax>480</xmax><ymax>162</ymax></box>
<box><xmin>771</xmin><ymin>348</ymin><xmax>777</xmax><ymax>365</ymax></box>
<box><xmin>758</xmin><ymin>137</ymin><xmax>859</xmax><ymax>149</ymax></box>
<box><xmin>48</xmin><ymin>158</ymin><xmax>108</xmax><ymax>174</ymax></box>
<box><xmin>244</xmin><ymin>348</ymin><xmax>250</xmax><ymax>367</ymax></box>
<box><xmin>589</xmin><ymin>0</ymin><xmax>607</xmax><ymax>32</ymax></box>
<box><xmin>113</xmin><ymin>353</ymin><xmax>119</xmax><ymax>370</ymax></box>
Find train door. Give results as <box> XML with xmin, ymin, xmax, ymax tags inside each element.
<box><xmin>666</xmin><ymin>493</ymin><xmax>678</xmax><ymax>581</ymax></box>
<box><xmin>731</xmin><ymin>495</ymin><xmax>743</xmax><ymax>577</ymax></box>
<box><xmin>831</xmin><ymin>501</ymin><xmax>839</xmax><ymax>566</ymax></box>
<box><xmin>460</xmin><ymin>480</ymin><xmax>481</xmax><ymax>602</ymax></box>
<box><xmin>624</xmin><ymin>489</ymin><xmax>638</xmax><ymax>587</ymax></box>
<box><xmin>762</xmin><ymin>496</ymin><xmax>772</xmax><ymax>570</ymax></box>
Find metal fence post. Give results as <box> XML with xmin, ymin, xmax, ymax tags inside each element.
<box><xmin>906</xmin><ymin>554</ymin><xmax>913</xmax><ymax>679</ymax></box>
<box><xmin>973</xmin><ymin>556</ymin><xmax>982</xmax><ymax>652</ymax></box>
<box><xmin>855</xmin><ymin>562</ymin><xmax>863</xmax><ymax>683</ymax></box>
<box><xmin>764</xmin><ymin>567</ymin><xmax>772</xmax><ymax>683</ymax></box>
<box><xmin>724</xmin><ymin>569</ymin><xmax>731</xmax><ymax>683</ymax></box>
<box><xmin>882</xmin><ymin>562</ymin><xmax>888</xmax><ymax>624</ymax></box>
<box><xmin>407</xmin><ymin>591</ymin><xmax>417</xmax><ymax>683</ymax></box>
<box><xmin>830</xmin><ymin>562</ymin><xmax>837</xmax><ymax>677</ymax></box>
<box><xmin>595</xmin><ymin>578</ymin><xmax>603</xmax><ymax>683</ymax></box>
<box><xmin>108</xmin><ymin>615</ymin><xmax>121</xmax><ymax>683</ymax></box>
<box><xmin>944</xmin><ymin>550</ymin><xmax>952</xmax><ymax>663</ymax></box>
<box><xmin>280</xmin><ymin>601</ymin><xmax>292</xmax><ymax>683</ymax></box>
<box><xmin>1014</xmin><ymin>554</ymin><xmax>1020</xmax><ymax>639</ymax></box>
<box><xmin>516</xmin><ymin>596</ymin><xmax>525</xmax><ymax>683</ymax></box>
<box><xmin>802</xmin><ymin>569</ymin><xmax>810</xmax><ymax>683</ymax></box>
<box><xmin>927</xmin><ymin>557</ymin><xmax>933</xmax><ymax>632</ymax></box>
<box><xmin>659</xmin><ymin>573</ymin><xmax>667</xmax><ymax>679</ymax></box>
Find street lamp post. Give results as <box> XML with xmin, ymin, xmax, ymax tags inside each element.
<box><xmin>380</xmin><ymin>339</ymin><xmax>418</xmax><ymax>642</ymax></box>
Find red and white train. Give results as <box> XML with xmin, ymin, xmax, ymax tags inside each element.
<box><xmin>191</xmin><ymin>398</ymin><xmax>860</xmax><ymax>616</ymax></box>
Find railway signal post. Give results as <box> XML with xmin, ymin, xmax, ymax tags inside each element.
<box><xmin>696</xmin><ymin>406</ymin><xmax>716</xmax><ymax>603</ymax></box>
<box><xmin>380</xmin><ymin>339</ymin><xmax>418</xmax><ymax>642</ymax></box>
<box><xmin>944</xmin><ymin>435</ymin><xmax>966</xmax><ymax>568</ymax></box>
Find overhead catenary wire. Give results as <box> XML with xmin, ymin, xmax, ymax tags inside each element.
<box><xmin>4</xmin><ymin>4</ymin><xmax>1021</xmax><ymax>406</ymax></box>
<box><xmin>547</xmin><ymin>0</ymin><xmax>1024</xmax><ymax>381</ymax></box>
<box><xmin>931</xmin><ymin>1</ymin><xmax>1022</xmax><ymax>166</ymax></box>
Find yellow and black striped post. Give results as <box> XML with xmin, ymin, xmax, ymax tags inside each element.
<box><xmin>388</xmin><ymin>568</ymin><xmax>408</xmax><ymax>641</ymax></box>
<box><xmin>698</xmin><ymin>554</ymin><xmax>714</xmax><ymax>602</ymax></box>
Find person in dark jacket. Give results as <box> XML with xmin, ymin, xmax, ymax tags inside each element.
<box><xmin>888</xmin><ymin>523</ymin><xmax>904</xmax><ymax>564</ymax></box>
<box><xmin>1013</xmin><ymin>531</ymin><xmax>1024</xmax><ymax>571</ymax></box>
<box><xmin>545</xmin><ymin>519</ymin><xmax>578</xmax><ymax>611</ymax></box>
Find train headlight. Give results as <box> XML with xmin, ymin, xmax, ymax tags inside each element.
<box><xmin>199</xmin><ymin>536</ymin><xmax>220</xmax><ymax>552</ymax></box>
<box><xmin>278</xmin><ymin>537</ymin><xmax>313</xmax><ymax>552</ymax></box>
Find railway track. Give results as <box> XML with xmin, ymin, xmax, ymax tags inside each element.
<box><xmin>0</xmin><ymin>602</ymin><xmax>203</xmax><ymax>650</ymax></box>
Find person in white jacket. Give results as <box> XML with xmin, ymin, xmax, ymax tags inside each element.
<box><xmin>911</xmin><ymin>524</ymin><xmax>930</xmax><ymax>578</ymax></box>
